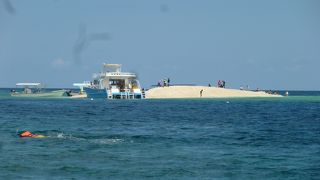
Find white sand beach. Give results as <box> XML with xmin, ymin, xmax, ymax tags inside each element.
<box><xmin>145</xmin><ymin>86</ymin><xmax>282</xmax><ymax>99</ymax></box>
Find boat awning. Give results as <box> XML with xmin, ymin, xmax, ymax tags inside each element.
<box><xmin>16</xmin><ymin>83</ymin><xmax>41</xmax><ymax>86</ymax></box>
<box><xmin>103</xmin><ymin>63</ymin><xmax>122</xmax><ymax>73</ymax></box>
<box><xmin>103</xmin><ymin>63</ymin><xmax>121</xmax><ymax>68</ymax></box>
<box><xmin>73</xmin><ymin>83</ymin><xmax>90</xmax><ymax>87</ymax></box>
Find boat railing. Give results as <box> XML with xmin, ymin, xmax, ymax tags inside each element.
<box><xmin>107</xmin><ymin>87</ymin><xmax>143</xmax><ymax>99</ymax></box>
<box><xmin>101</xmin><ymin>72</ymin><xmax>136</xmax><ymax>76</ymax></box>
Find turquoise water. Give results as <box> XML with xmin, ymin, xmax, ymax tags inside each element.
<box><xmin>0</xmin><ymin>89</ymin><xmax>319</xmax><ymax>179</ymax></box>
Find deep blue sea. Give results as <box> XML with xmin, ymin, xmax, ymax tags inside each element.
<box><xmin>0</xmin><ymin>88</ymin><xmax>319</xmax><ymax>179</ymax></box>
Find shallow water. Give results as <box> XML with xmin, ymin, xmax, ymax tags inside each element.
<box><xmin>0</xmin><ymin>89</ymin><xmax>319</xmax><ymax>179</ymax></box>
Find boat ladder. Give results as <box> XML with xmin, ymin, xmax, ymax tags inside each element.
<box><xmin>107</xmin><ymin>90</ymin><xmax>112</xmax><ymax>99</ymax></box>
<box><xmin>142</xmin><ymin>89</ymin><xmax>146</xmax><ymax>99</ymax></box>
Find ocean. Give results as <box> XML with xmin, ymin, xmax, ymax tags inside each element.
<box><xmin>0</xmin><ymin>88</ymin><xmax>319</xmax><ymax>179</ymax></box>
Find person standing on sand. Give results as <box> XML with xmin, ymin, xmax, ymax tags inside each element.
<box><xmin>200</xmin><ymin>89</ymin><xmax>203</xmax><ymax>97</ymax></box>
<box><xmin>167</xmin><ymin>78</ymin><xmax>170</xmax><ymax>86</ymax></box>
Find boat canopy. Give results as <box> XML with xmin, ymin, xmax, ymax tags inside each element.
<box><xmin>16</xmin><ymin>83</ymin><xmax>41</xmax><ymax>86</ymax></box>
<box><xmin>103</xmin><ymin>63</ymin><xmax>122</xmax><ymax>73</ymax></box>
<box><xmin>73</xmin><ymin>83</ymin><xmax>90</xmax><ymax>87</ymax></box>
<box><xmin>73</xmin><ymin>81</ymin><xmax>91</xmax><ymax>92</ymax></box>
<box><xmin>103</xmin><ymin>63</ymin><xmax>121</xmax><ymax>68</ymax></box>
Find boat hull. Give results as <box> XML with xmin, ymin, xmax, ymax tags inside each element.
<box><xmin>84</xmin><ymin>87</ymin><xmax>107</xmax><ymax>99</ymax></box>
<box><xmin>11</xmin><ymin>90</ymin><xmax>67</xmax><ymax>98</ymax></box>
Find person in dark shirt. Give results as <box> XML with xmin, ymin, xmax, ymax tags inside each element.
<box><xmin>200</xmin><ymin>89</ymin><xmax>203</xmax><ymax>97</ymax></box>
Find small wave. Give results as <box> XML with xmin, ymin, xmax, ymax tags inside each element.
<box><xmin>85</xmin><ymin>112</ymin><xmax>97</xmax><ymax>115</ymax></box>
<box><xmin>57</xmin><ymin>133</ymin><xmax>65</xmax><ymax>139</ymax></box>
<box><xmin>49</xmin><ymin>132</ymin><xmax>124</xmax><ymax>145</ymax></box>
<box><xmin>91</xmin><ymin>138</ymin><xmax>124</xmax><ymax>145</ymax></box>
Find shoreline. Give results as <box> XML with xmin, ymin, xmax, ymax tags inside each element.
<box><xmin>145</xmin><ymin>86</ymin><xmax>282</xmax><ymax>99</ymax></box>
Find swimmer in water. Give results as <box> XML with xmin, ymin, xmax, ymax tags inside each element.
<box><xmin>19</xmin><ymin>131</ymin><xmax>46</xmax><ymax>138</ymax></box>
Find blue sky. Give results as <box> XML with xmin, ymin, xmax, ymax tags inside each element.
<box><xmin>0</xmin><ymin>0</ymin><xmax>319</xmax><ymax>90</ymax></box>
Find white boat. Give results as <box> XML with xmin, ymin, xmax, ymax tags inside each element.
<box><xmin>11</xmin><ymin>83</ymin><xmax>66</xmax><ymax>98</ymax></box>
<box><xmin>84</xmin><ymin>63</ymin><xmax>145</xmax><ymax>99</ymax></box>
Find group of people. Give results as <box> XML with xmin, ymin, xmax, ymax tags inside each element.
<box><xmin>207</xmin><ymin>80</ymin><xmax>226</xmax><ymax>88</ymax></box>
<box><xmin>158</xmin><ymin>78</ymin><xmax>170</xmax><ymax>87</ymax></box>
<box><xmin>239</xmin><ymin>86</ymin><xmax>281</xmax><ymax>95</ymax></box>
<box><xmin>266</xmin><ymin>90</ymin><xmax>280</xmax><ymax>95</ymax></box>
<box><xmin>217</xmin><ymin>80</ymin><xmax>226</xmax><ymax>88</ymax></box>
